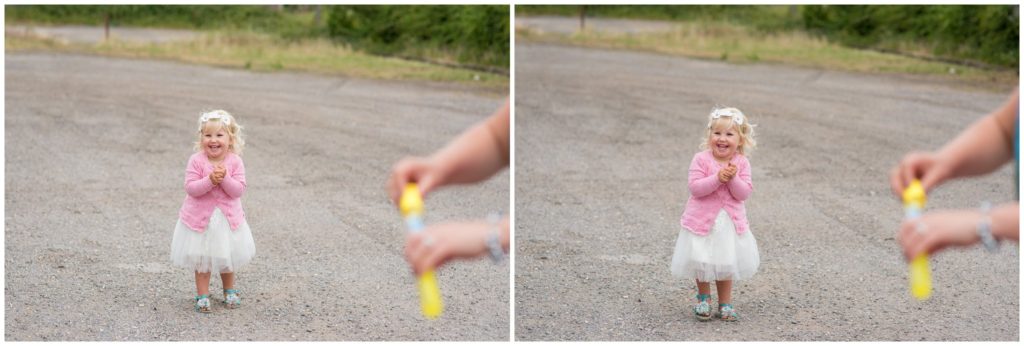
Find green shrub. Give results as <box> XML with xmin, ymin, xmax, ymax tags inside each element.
<box><xmin>5</xmin><ymin>5</ymin><xmax>510</xmax><ymax>70</ymax></box>
<box><xmin>802</xmin><ymin>5</ymin><xmax>1018</xmax><ymax>67</ymax></box>
<box><xmin>519</xmin><ymin>5</ymin><xmax>1018</xmax><ymax>68</ymax></box>
<box><xmin>327</xmin><ymin>5</ymin><xmax>509</xmax><ymax>69</ymax></box>
<box><xmin>5</xmin><ymin>5</ymin><xmax>298</xmax><ymax>31</ymax></box>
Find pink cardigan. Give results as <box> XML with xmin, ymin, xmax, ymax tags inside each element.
<box><xmin>679</xmin><ymin>150</ymin><xmax>753</xmax><ymax>235</ymax></box>
<box><xmin>178</xmin><ymin>152</ymin><xmax>247</xmax><ymax>232</ymax></box>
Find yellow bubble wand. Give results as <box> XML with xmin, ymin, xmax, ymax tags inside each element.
<box><xmin>903</xmin><ymin>179</ymin><xmax>931</xmax><ymax>300</ymax></box>
<box><xmin>399</xmin><ymin>183</ymin><xmax>444</xmax><ymax>319</ymax></box>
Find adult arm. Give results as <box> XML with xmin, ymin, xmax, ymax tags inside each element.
<box><xmin>898</xmin><ymin>202</ymin><xmax>1019</xmax><ymax>260</ymax></box>
<box><xmin>891</xmin><ymin>89</ymin><xmax>1018</xmax><ymax>195</ymax></box>
<box><xmin>387</xmin><ymin>99</ymin><xmax>510</xmax><ymax>204</ymax></box>
<box><xmin>404</xmin><ymin>215</ymin><xmax>510</xmax><ymax>275</ymax></box>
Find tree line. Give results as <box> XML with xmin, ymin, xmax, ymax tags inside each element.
<box><xmin>6</xmin><ymin>5</ymin><xmax>510</xmax><ymax>71</ymax></box>
<box><xmin>519</xmin><ymin>5</ymin><xmax>1018</xmax><ymax>69</ymax></box>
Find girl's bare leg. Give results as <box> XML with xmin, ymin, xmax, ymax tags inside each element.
<box><xmin>696</xmin><ymin>280</ymin><xmax>712</xmax><ymax>296</ymax></box>
<box><xmin>220</xmin><ymin>272</ymin><xmax>235</xmax><ymax>290</ymax></box>
<box><xmin>715</xmin><ymin>280</ymin><xmax>733</xmax><ymax>304</ymax></box>
<box><xmin>195</xmin><ymin>271</ymin><xmax>211</xmax><ymax>296</ymax></box>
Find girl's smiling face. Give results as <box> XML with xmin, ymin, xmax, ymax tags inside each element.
<box><xmin>708</xmin><ymin>120</ymin><xmax>740</xmax><ymax>160</ymax></box>
<box><xmin>201</xmin><ymin>123</ymin><xmax>231</xmax><ymax>161</ymax></box>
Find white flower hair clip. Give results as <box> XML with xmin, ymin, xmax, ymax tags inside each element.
<box><xmin>199</xmin><ymin>111</ymin><xmax>230</xmax><ymax>125</ymax></box>
<box><xmin>707</xmin><ymin>107</ymin><xmax>745</xmax><ymax>128</ymax></box>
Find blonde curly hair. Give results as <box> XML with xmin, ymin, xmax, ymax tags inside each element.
<box><xmin>193</xmin><ymin>110</ymin><xmax>245</xmax><ymax>155</ymax></box>
<box><xmin>699</xmin><ymin>106</ymin><xmax>757</xmax><ymax>155</ymax></box>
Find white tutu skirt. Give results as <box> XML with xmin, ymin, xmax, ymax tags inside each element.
<box><xmin>170</xmin><ymin>208</ymin><xmax>255</xmax><ymax>273</ymax></box>
<box><xmin>671</xmin><ymin>209</ymin><xmax>759</xmax><ymax>282</ymax></box>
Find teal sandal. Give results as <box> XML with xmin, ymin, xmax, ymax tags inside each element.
<box><xmin>717</xmin><ymin>303</ymin><xmax>738</xmax><ymax>322</ymax></box>
<box><xmin>194</xmin><ymin>294</ymin><xmax>211</xmax><ymax>313</ymax></box>
<box><xmin>222</xmin><ymin>289</ymin><xmax>241</xmax><ymax>309</ymax></box>
<box><xmin>693</xmin><ymin>294</ymin><xmax>711</xmax><ymax>321</ymax></box>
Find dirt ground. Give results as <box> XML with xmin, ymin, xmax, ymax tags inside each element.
<box><xmin>514</xmin><ymin>42</ymin><xmax>1018</xmax><ymax>341</ymax></box>
<box><xmin>5</xmin><ymin>52</ymin><xmax>509</xmax><ymax>341</ymax></box>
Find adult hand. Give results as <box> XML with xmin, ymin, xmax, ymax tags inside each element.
<box><xmin>898</xmin><ymin>209</ymin><xmax>983</xmax><ymax>261</ymax></box>
<box><xmin>889</xmin><ymin>151</ymin><xmax>950</xmax><ymax>197</ymax></box>
<box><xmin>387</xmin><ymin>157</ymin><xmax>443</xmax><ymax>205</ymax></box>
<box><xmin>404</xmin><ymin>221</ymin><xmax>490</xmax><ymax>275</ymax></box>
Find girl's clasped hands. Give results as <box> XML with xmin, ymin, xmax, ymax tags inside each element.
<box><xmin>210</xmin><ymin>164</ymin><xmax>226</xmax><ymax>185</ymax></box>
<box><xmin>718</xmin><ymin>162</ymin><xmax>737</xmax><ymax>183</ymax></box>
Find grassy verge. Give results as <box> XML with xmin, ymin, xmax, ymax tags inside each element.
<box><xmin>517</xmin><ymin>19</ymin><xmax>1017</xmax><ymax>90</ymax></box>
<box><xmin>6</xmin><ymin>27</ymin><xmax>509</xmax><ymax>91</ymax></box>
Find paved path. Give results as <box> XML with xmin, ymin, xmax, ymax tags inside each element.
<box><xmin>514</xmin><ymin>42</ymin><xmax>1018</xmax><ymax>341</ymax></box>
<box><xmin>7</xmin><ymin>24</ymin><xmax>200</xmax><ymax>44</ymax></box>
<box><xmin>5</xmin><ymin>52</ymin><xmax>509</xmax><ymax>341</ymax></box>
<box><xmin>516</xmin><ymin>15</ymin><xmax>678</xmax><ymax>35</ymax></box>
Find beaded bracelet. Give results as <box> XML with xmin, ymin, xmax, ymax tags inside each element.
<box><xmin>485</xmin><ymin>212</ymin><xmax>505</xmax><ymax>263</ymax></box>
<box><xmin>977</xmin><ymin>202</ymin><xmax>999</xmax><ymax>253</ymax></box>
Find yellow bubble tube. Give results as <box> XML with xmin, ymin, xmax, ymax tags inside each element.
<box><xmin>903</xmin><ymin>180</ymin><xmax>931</xmax><ymax>300</ymax></box>
<box><xmin>400</xmin><ymin>183</ymin><xmax>444</xmax><ymax>318</ymax></box>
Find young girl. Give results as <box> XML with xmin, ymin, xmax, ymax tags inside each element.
<box><xmin>170</xmin><ymin>110</ymin><xmax>256</xmax><ymax>313</ymax></box>
<box><xmin>671</xmin><ymin>106</ymin><xmax>759</xmax><ymax>322</ymax></box>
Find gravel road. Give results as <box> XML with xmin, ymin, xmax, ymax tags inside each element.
<box><xmin>6</xmin><ymin>24</ymin><xmax>200</xmax><ymax>44</ymax></box>
<box><xmin>516</xmin><ymin>16</ymin><xmax>678</xmax><ymax>35</ymax></box>
<box><xmin>514</xmin><ymin>42</ymin><xmax>1018</xmax><ymax>341</ymax></box>
<box><xmin>5</xmin><ymin>52</ymin><xmax>509</xmax><ymax>341</ymax></box>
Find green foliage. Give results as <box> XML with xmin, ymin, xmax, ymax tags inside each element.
<box><xmin>520</xmin><ymin>5</ymin><xmax>1018</xmax><ymax>69</ymax></box>
<box><xmin>327</xmin><ymin>5</ymin><xmax>509</xmax><ymax>69</ymax></box>
<box><xmin>6</xmin><ymin>5</ymin><xmax>300</xmax><ymax>31</ymax></box>
<box><xmin>802</xmin><ymin>5</ymin><xmax>1018</xmax><ymax>67</ymax></box>
<box><xmin>5</xmin><ymin>5</ymin><xmax>328</xmax><ymax>42</ymax></box>
<box><xmin>5</xmin><ymin>5</ymin><xmax>509</xmax><ymax>70</ymax></box>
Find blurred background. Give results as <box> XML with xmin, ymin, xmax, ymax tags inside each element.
<box><xmin>6</xmin><ymin>5</ymin><xmax>510</xmax><ymax>90</ymax></box>
<box><xmin>517</xmin><ymin>5</ymin><xmax>1018</xmax><ymax>89</ymax></box>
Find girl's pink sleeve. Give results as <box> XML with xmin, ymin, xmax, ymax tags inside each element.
<box><xmin>727</xmin><ymin>157</ymin><xmax>753</xmax><ymax>201</ymax></box>
<box><xmin>688</xmin><ymin>154</ymin><xmax>722</xmax><ymax>197</ymax></box>
<box><xmin>220</xmin><ymin>158</ymin><xmax>246</xmax><ymax>198</ymax></box>
<box><xmin>184</xmin><ymin>156</ymin><xmax>214</xmax><ymax>197</ymax></box>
